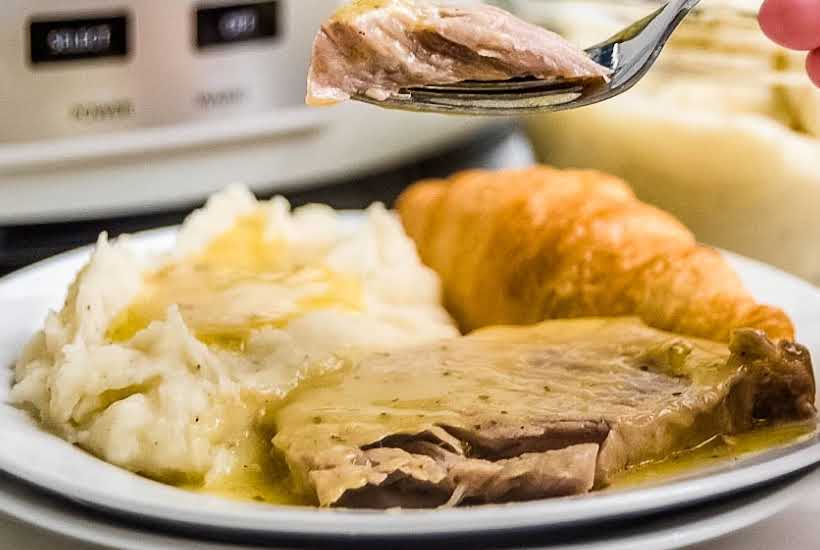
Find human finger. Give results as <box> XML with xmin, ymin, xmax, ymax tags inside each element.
<box><xmin>759</xmin><ymin>0</ymin><xmax>820</xmax><ymax>51</ymax></box>
<box><xmin>807</xmin><ymin>48</ymin><xmax>820</xmax><ymax>86</ymax></box>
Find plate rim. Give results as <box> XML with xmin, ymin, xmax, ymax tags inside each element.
<box><xmin>0</xmin><ymin>435</ymin><xmax>816</xmax><ymax>538</ymax></box>
<box><xmin>2</xmin><ymin>223</ymin><xmax>820</xmax><ymax>539</ymax></box>
<box><xmin>0</xmin><ymin>467</ymin><xmax>814</xmax><ymax>550</ymax></box>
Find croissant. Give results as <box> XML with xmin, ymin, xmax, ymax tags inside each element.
<box><xmin>397</xmin><ymin>165</ymin><xmax>795</xmax><ymax>343</ymax></box>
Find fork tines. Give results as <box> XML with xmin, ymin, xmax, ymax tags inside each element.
<box><xmin>352</xmin><ymin>76</ymin><xmax>604</xmax><ymax>115</ymax></box>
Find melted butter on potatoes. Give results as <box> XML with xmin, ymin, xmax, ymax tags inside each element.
<box><xmin>107</xmin><ymin>212</ymin><xmax>363</xmax><ymax>351</ymax></box>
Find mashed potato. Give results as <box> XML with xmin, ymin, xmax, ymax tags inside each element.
<box><xmin>11</xmin><ymin>186</ymin><xmax>457</xmax><ymax>485</ymax></box>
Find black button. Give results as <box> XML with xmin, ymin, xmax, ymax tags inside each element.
<box><xmin>30</xmin><ymin>14</ymin><xmax>129</xmax><ymax>65</ymax></box>
<box><xmin>196</xmin><ymin>1</ymin><xmax>280</xmax><ymax>49</ymax></box>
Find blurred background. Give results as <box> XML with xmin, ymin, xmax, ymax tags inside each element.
<box><xmin>1</xmin><ymin>0</ymin><xmax>818</xmax><ymax>282</ymax></box>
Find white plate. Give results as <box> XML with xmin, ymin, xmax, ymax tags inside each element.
<box><xmin>2</xmin><ymin>224</ymin><xmax>820</xmax><ymax>543</ymax></box>
<box><xmin>1</xmin><ymin>467</ymin><xmax>815</xmax><ymax>550</ymax></box>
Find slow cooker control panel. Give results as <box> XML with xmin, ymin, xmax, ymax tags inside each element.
<box><xmin>29</xmin><ymin>14</ymin><xmax>130</xmax><ymax>64</ymax></box>
<box><xmin>196</xmin><ymin>2</ymin><xmax>280</xmax><ymax>49</ymax></box>
<box><xmin>0</xmin><ymin>0</ymin><xmax>335</xmax><ymax>144</ymax></box>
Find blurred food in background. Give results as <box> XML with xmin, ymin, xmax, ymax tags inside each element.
<box><xmin>509</xmin><ymin>0</ymin><xmax>820</xmax><ymax>282</ymax></box>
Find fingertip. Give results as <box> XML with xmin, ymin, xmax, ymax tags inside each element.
<box><xmin>759</xmin><ymin>0</ymin><xmax>820</xmax><ymax>51</ymax></box>
<box><xmin>808</xmin><ymin>49</ymin><xmax>820</xmax><ymax>88</ymax></box>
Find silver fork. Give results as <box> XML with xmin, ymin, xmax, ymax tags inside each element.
<box><xmin>352</xmin><ymin>0</ymin><xmax>701</xmax><ymax>115</ymax></box>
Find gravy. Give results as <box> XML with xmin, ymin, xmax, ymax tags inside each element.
<box><xmin>186</xmin><ymin>420</ymin><xmax>815</xmax><ymax>506</ymax></box>
<box><xmin>107</xmin><ymin>213</ymin><xmax>362</xmax><ymax>350</ymax></box>
<box><xmin>611</xmin><ymin>421</ymin><xmax>817</xmax><ymax>489</ymax></box>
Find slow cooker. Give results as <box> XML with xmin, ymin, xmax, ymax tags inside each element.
<box><xmin>0</xmin><ymin>0</ymin><xmax>499</xmax><ymax>225</ymax></box>
<box><xmin>0</xmin><ymin>0</ymin><xmax>531</xmax><ymax>273</ymax></box>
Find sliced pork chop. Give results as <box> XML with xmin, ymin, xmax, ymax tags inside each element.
<box><xmin>307</xmin><ymin>0</ymin><xmax>611</xmax><ymax>105</ymax></box>
<box><xmin>273</xmin><ymin>318</ymin><xmax>815</xmax><ymax>508</ymax></box>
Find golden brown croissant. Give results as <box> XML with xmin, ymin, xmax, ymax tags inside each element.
<box><xmin>397</xmin><ymin>165</ymin><xmax>795</xmax><ymax>343</ymax></box>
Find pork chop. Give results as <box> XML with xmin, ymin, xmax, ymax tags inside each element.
<box><xmin>273</xmin><ymin>318</ymin><xmax>815</xmax><ymax>508</ymax></box>
<box><xmin>306</xmin><ymin>0</ymin><xmax>611</xmax><ymax>105</ymax></box>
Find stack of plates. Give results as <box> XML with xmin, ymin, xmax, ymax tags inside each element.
<box><xmin>2</xmin><ymin>226</ymin><xmax>820</xmax><ymax>550</ymax></box>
